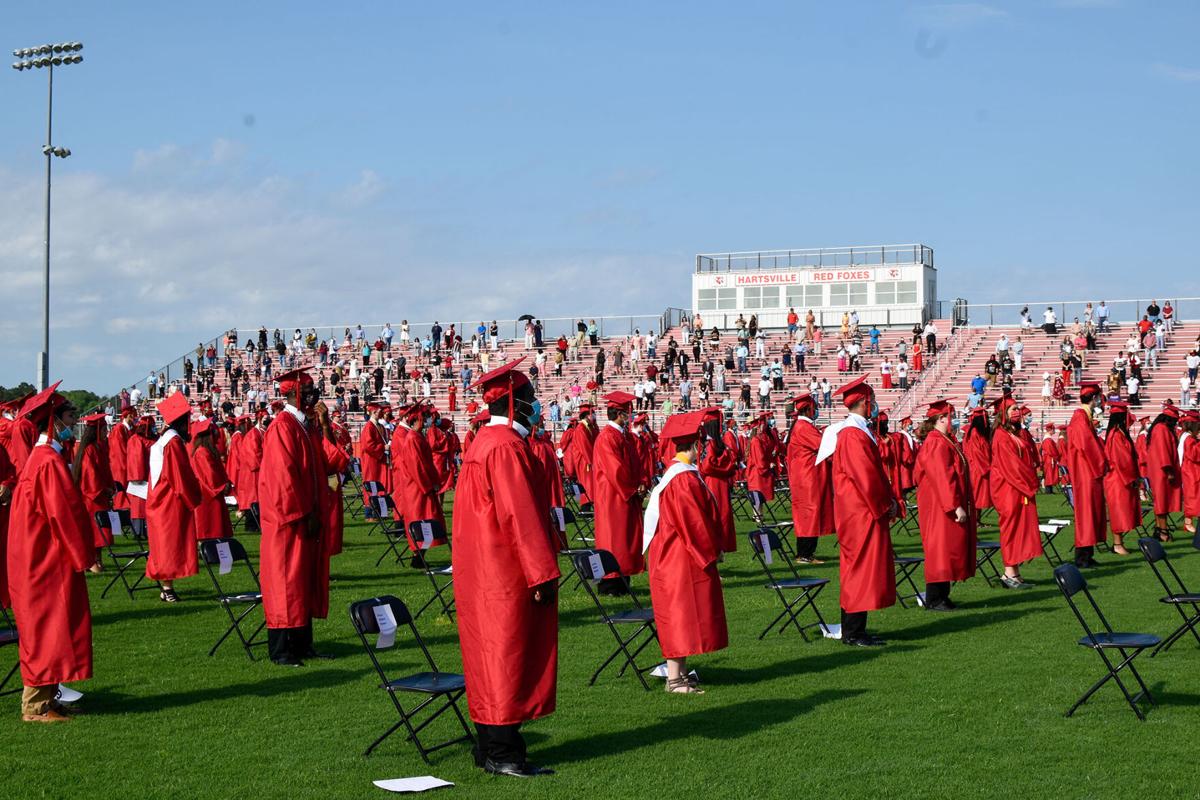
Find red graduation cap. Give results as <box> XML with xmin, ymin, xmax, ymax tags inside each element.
<box><xmin>992</xmin><ymin>395</ymin><xmax>1019</xmax><ymax>418</ymax></box>
<box><xmin>19</xmin><ymin>381</ymin><xmax>65</xmax><ymax>424</ymax></box>
<box><xmin>1</xmin><ymin>391</ymin><xmax>35</xmax><ymax>413</ymax></box>
<box><xmin>468</xmin><ymin>357</ymin><xmax>530</xmax><ymax>405</ymax></box>
<box><xmin>876</xmin><ymin>410</ymin><xmax>890</xmax><ymax>423</ymax></box>
<box><xmin>1162</xmin><ymin>404</ymin><xmax>1181</xmax><ymax>420</ymax></box>
<box><xmin>1182</xmin><ymin>409</ymin><xmax>1200</xmax><ymax>424</ymax></box>
<box><xmin>269</xmin><ymin>400</ymin><xmax>285</xmax><ymax>413</ymax></box>
<box><xmin>1079</xmin><ymin>381</ymin><xmax>1103</xmax><ymax>402</ymax></box>
<box><xmin>157</xmin><ymin>392</ymin><xmax>192</xmax><ymax>426</ymax></box>
<box><xmin>397</xmin><ymin>400</ymin><xmax>429</xmax><ymax>422</ymax></box>
<box><xmin>835</xmin><ymin>375</ymin><xmax>873</xmax><ymax>408</ymax></box>
<box><xmin>470</xmin><ymin>410</ymin><xmax>491</xmax><ymax>425</ymax></box>
<box><xmin>900</xmin><ymin>416</ymin><xmax>912</xmax><ymax>426</ymax></box>
<box><xmin>632</xmin><ymin>411</ymin><xmax>650</xmax><ymax>425</ymax></box>
<box><xmin>80</xmin><ymin>412</ymin><xmax>107</xmax><ymax>426</ymax></box>
<box><xmin>585</xmin><ymin>380</ymin><xmax>597</xmax><ymax>391</ymax></box>
<box><xmin>602</xmin><ymin>391</ymin><xmax>636</xmax><ymax>412</ymax></box>
<box><xmin>190</xmin><ymin>417</ymin><xmax>215</xmax><ymax>437</ymax></box>
<box><xmin>792</xmin><ymin>392</ymin><xmax>817</xmax><ymax>411</ymax></box>
<box><xmin>1044</xmin><ymin>422</ymin><xmax>1056</xmax><ymax>431</ymax></box>
<box><xmin>119</xmin><ymin>405</ymin><xmax>138</xmax><ymax>418</ymax></box>
<box><xmin>1107</xmin><ymin>400</ymin><xmax>1129</xmax><ymax>413</ymax></box>
<box><xmin>276</xmin><ymin>367</ymin><xmax>314</xmax><ymax>397</ymax></box>
<box><xmin>926</xmin><ymin>398</ymin><xmax>955</xmax><ymax>419</ymax></box>
<box><xmin>659</xmin><ymin>410</ymin><xmax>707</xmax><ymax>446</ymax></box>
<box><xmin>576</xmin><ymin>402</ymin><xmax>594</xmax><ymax>416</ymax></box>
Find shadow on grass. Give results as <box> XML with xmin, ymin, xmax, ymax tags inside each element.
<box><xmin>887</xmin><ymin>605</ymin><xmax>1058</xmax><ymax>643</ymax></box>
<box><xmin>700</xmin><ymin>645</ymin><xmax>918</xmax><ymax>687</ymax></box>
<box><xmin>534</xmin><ymin>690</ymin><xmax>867</xmax><ymax>764</ymax></box>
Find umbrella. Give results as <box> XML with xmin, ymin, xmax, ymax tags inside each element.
<box><xmin>517</xmin><ymin>314</ymin><xmax>535</xmax><ymax>321</ymax></box>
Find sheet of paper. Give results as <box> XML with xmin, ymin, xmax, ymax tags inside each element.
<box><xmin>372</xmin><ymin>776</ymin><xmax>454</xmax><ymax>793</ymax></box>
<box><xmin>649</xmin><ymin>663</ymin><xmax>698</xmax><ymax>679</ymax></box>
<box><xmin>419</xmin><ymin>521</ymin><xmax>434</xmax><ymax>548</ymax></box>
<box><xmin>377</xmin><ymin>497</ymin><xmax>390</xmax><ymax>517</ymax></box>
<box><xmin>552</xmin><ymin>507</ymin><xmax>566</xmax><ymax>532</ymax></box>
<box><xmin>820</xmin><ymin>623</ymin><xmax>842</xmax><ymax>640</ymax></box>
<box><xmin>106</xmin><ymin>510</ymin><xmax>122</xmax><ymax>540</ymax></box>
<box><xmin>373</xmin><ymin>604</ymin><xmax>398</xmax><ymax>649</ymax></box>
<box><xmin>225</xmin><ymin>495</ymin><xmax>238</xmax><ymax>506</ymax></box>
<box><xmin>56</xmin><ymin>684</ymin><xmax>84</xmax><ymax>703</ymax></box>
<box><xmin>760</xmin><ymin>533</ymin><xmax>773</xmax><ymax>565</ymax></box>
<box><xmin>126</xmin><ymin>481</ymin><xmax>148</xmax><ymax>500</ymax></box>
<box><xmin>215</xmin><ymin>541</ymin><xmax>234</xmax><ymax>575</ymax></box>
<box><xmin>586</xmin><ymin>553</ymin><xmax>606</xmax><ymax>581</ymax></box>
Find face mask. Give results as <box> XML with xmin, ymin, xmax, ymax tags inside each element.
<box><xmin>767</xmin><ymin>418</ymin><xmax>776</xmax><ymax>428</ymax></box>
<box><xmin>869</xmin><ymin>401</ymin><xmax>880</xmax><ymax>420</ymax></box>
<box><xmin>527</xmin><ymin>399</ymin><xmax>543</xmax><ymax>425</ymax></box>
<box><xmin>56</xmin><ymin>426</ymin><xmax>75</xmax><ymax>443</ymax></box>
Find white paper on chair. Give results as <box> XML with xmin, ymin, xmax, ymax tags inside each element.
<box><xmin>419</xmin><ymin>521</ymin><xmax>434</xmax><ymax>548</ymax></box>
<box><xmin>225</xmin><ymin>495</ymin><xmax>238</xmax><ymax>507</ymax></box>
<box><xmin>215</xmin><ymin>541</ymin><xmax>234</xmax><ymax>575</ymax></box>
<box><xmin>820</xmin><ymin>623</ymin><xmax>842</xmax><ymax>640</ymax></box>
<box><xmin>760</xmin><ymin>533</ymin><xmax>773</xmax><ymax>565</ymax></box>
<box><xmin>373</xmin><ymin>604</ymin><xmax>398</xmax><ymax>649</ymax></box>
<box><xmin>650</xmin><ymin>663</ymin><xmax>698</xmax><ymax>680</ymax></box>
<box><xmin>372</xmin><ymin>776</ymin><xmax>453</xmax><ymax>793</ymax></box>
<box><xmin>377</xmin><ymin>497</ymin><xmax>390</xmax><ymax>517</ymax></box>
<box><xmin>126</xmin><ymin>481</ymin><xmax>148</xmax><ymax>500</ymax></box>
<box><xmin>586</xmin><ymin>553</ymin><xmax>606</xmax><ymax>581</ymax></box>
<box><xmin>1048</xmin><ymin>518</ymin><xmax>1071</xmax><ymax>527</ymax></box>
<box><xmin>106</xmin><ymin>511</ymin><xmax>122</xmax><ymax>540</ymax></box>
<box><xmin>552</xmin><ymin>507</ymin><xmax>566</xmax><ymax>532</ymax></box>
<box><xmin>56</xmin><ymin>685</ymin><xmax>84</xmax><ymax>703</ymax></box>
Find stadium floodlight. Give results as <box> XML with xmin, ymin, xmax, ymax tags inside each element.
<box><xmin>11</xmin><ymin>39</ymin><xmax>84</xmax><ymax>390</ymax></box>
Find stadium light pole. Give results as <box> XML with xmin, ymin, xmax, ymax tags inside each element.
<box><xmin>12</xmin><ymin>41</ymin><xmax>84</xmax><ymax>390</ymax></box>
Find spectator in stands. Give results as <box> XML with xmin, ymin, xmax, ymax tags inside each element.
<box><xmin>1010</xmin><ymin>336</ymin><xmax>1024</xmax><ymax>371</ymax></box>
<box><xmin>1042</xmin><ymin>306</ymin><xmax>1057</xmax><ymax>335</ymax></box>
<box><xmin>966</xmin><ymin>390</ymin><xmax>982</xmax><ymax>411</ymax></box>
<box><xmin>489</xmin><ymin>320</ymin><xmax>500</xmax><ymax>350</ymax></box>
<box><xmin>1144</xmin><ymin>328</ymin><xmax>1159</xmax><ymax>370</ymax></box>
<box><xmin>984</xmin><ymin>354</ymin><xmax>999</xmax><ymax>386</ymax></box>
<box><xmin>1181</xmin><ymin>373</ymin><xmax>1193</xmax><ymax>408</ymax></box>
<box><xmin>786</xmin><ymin>308</ymin><xmax>799</xmax><ymax>338</ymax></box>
<box><xmin>847</xmin><ymin>339</ymin><xmax>862</xmax><ymax>372</ymax></box>
<box><xmin>1094</xmin><ymin>301</ymin><xmax>1109</xmax><ymax>332</ymax></box>
<box><xmin>1162</xmin><ymin>301</ymin><xmax>1174</xmax><ymax>332</ymax></box>
<box><xmin>1147</xmin><ymin>300</ymin><xmax>1161</xmax><ymax>323</ymax></box>
<box><xmin>643</xmin><ymin>377</ymin><xmax>656</xmax><ymax>408</ymax></box>
<box><xmin>147</xmin><ymin>370</ymin><xmax>159</xmax><ymax>400</ymax></box>
<box><xmin>840</xmin><ymin>312</ymin><xmax>850</xmax><ymax>339</ymax></box>
<box><xmin>1041</xmin><ymin>372</ymin><xmax>1053</xmax><ymax>405</ymax></box>
<box><xmin>996</xmin><ymin>333</ymin><xmax>1010</xmax><ymax>355</ymax></box>
<box><xmin>849</xmin><ymin>309</ymin><xmax>860</xmax><ymax>336</ymax></box>
<box><xmin>587</xmin><ymin>319</ymin><xmax>599</xmax><ymax>346</ymax></box>
<box><xmin>736</xmin><ymin>342</ymin><xmax>748</xmax><ymax>374</ymax></box>
<box><xmin>1188</xmin><ymin>350</ymin><xmax>1200</xmax><ymax>384</ymax></box>
<box><xmin>912</xmin><ymin>342</ymin><xmax>924</xmax><ymax>372</ymax></box>
<box><xmin>911</xmin><ymin>321</ymin><xmax>923</xmax><ymax>344</ymax></box>
<box><xmin>1000</xmin><ymin>352</ymin><xmax>1014</xmax><ymax>381</ymax></box>
<box><xmin>1052</xmin><ymin>375</ymin><xmax>1066</xmax><ymax>406</ymax></box>
<box><xmin>897</xmin><ymin>360</ymin><xmax>908</xmax><ymax>390</ymax></box>
<box><xmin>714</xmin><ymin>361</ymin><xmax>726</xmax><ymax>393</ymax></box>
<box><xmin>837</xmin><ymin>344</ymin><xmax>848</xmax><ymax>373</ymax></box>
<box><xmin>534</xmin><ymin>320</ymin><xmax>544</xmax><ymax>348</ymax></box>
<box><xmin>896</xmin><ymin>337</ymin><xmax>908</xmax><ymax>364</ymax></box>
<box><xmin>868</xmin><ymin>324</ymin><xmax>881</xmax><ymax>354</ymax></box>
<box><xmin>794</xmin><ymin>339</ymin><xmax>808</xmax><ymax>373</ymax></box>
<box><xmin>770</xmin><ymin>359</ymin><xmax>784</xmax><ymax>391</ymax></box>
<box><xmin>1155</xmin><ymin>319</ymin><xmax>1166</xmax><ymax>350</ymax></box>
<box><xmin>1019</xmin><ymin>306</ymin><xmax>1033</xmax><ymax>329</ymax></box>
<box><xmin>880</xmin><ymin>357</ymin><xmax>893</xmax><ymax>389</ymax></box>
<box><xmin>923</xmin><ymin>320</ymin><xmax>938</xmax><ymax>352</ymax></box>
<box><xmin>812</xmin><ymin>326</ymin><xmax>824</xmax><ymax>356</ymax></box>
<box><xmin>754</xmin><ymin>325</ymin><xmax>766</xmax><ymax>360</ymax></box>
<box><xmin>819</xmin><ymin>377</ymin><xmax>832</xmax><ymax>409</ymax></box>
<box><xmin>804</xmin><ymin>310</ymin><xmax>816</xmax><ymax>340</ymax></box>
<box><xmin>1126</xmin><ymin>373</ymin><xmax>1141</xmax><ymax>406</ymax></box>
<box><xmin>757</xmin><ymin>375</ymin><xmax>771</xmax><ymax>410</ymax></box>
<box><xmin>1107</xmin><ymin>369</ymin><xmax>1121</xmax><ymax>396</ymax></box>
<box><xmin>971</xmin><ymin>373</ymin><xmax>987</xmax><ymax>397</ymax></box>
<box><xmin>679</xmin><ymin>378</ymin><xmax>693</xmax><ymax>410</ymax></box>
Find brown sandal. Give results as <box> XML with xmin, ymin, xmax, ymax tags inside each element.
<box><xmin>666</xmin><ymin>677</ymin><xmax>704</xmax><ymax>694</ymax></box>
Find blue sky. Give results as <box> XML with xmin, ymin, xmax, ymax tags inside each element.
<box><xmin>2</xmin><ymin>1</ymin><xmax>1198</xmax><ymax>391</ymax></box>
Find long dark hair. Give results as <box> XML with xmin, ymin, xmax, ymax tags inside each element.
<box><xmin>702</xmin><ymin>420</ymin><xmax>724</xmax><ymax>456</ymax></box>
<box><xmin>70</xmin><ymin>422</ymin><xmax>99</xmax><ymax>483</ymax></box>
<box><xmin>1148</xmin><ymin>412</ymin><xmax>1176</xmax><ymax>445</ymax></box>
<box><xmin>1106</xmin><ymin>410</ymin><xmax>1130</xmax><ymax>439</ymax></box>
<box><xmin>967</xmin><ymin>412</ymin><xmax>991</xmax><ymax>441</ymax></box>
<box><xmin>191</xmin><ymin>428</ymin><xmax>220</xmax><ymax>459</ymax></box>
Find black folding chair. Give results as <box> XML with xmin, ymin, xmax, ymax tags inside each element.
<box><xmin>1040</xmin><ymin>519</ymin><xmax>1070</xmax><ymax>566</ymax></box>
<box><xmin>370</xmin><ymin>497</ymin><xmax>411</xmax><ymax>567</ymax></box>
<box><xmin>893</xmin><ymin>502</ymin><xmax>921</xmax><ymax>537</ymax></box>
<box><xmin>94</xmin><ymin>509</ymin><xmax>157</xmax><ymax>600</ymax></box>
<box><xmin>975</xmin><ymin>540</ymin><xmax>1004</xmax><ymax>587</ymax></box>
<box><xmin>572</xmin><ymin>549</ymin><xmax>659</xmax><ymax>690</ymax></box>
<box><xmin>894</xmin><ymin>554</ymin><xmax>926</xmax><ymax>609</ymax></box>
<box><xmin>198</xmin><ymin>538</ymin><xmax>267</xmax><ymax>660</ymax></box>
<box><xmin>0</xmin><ymin>610</ymin><xmax>18</xmax><ymax>698</ymax></box>
<box><xmin>349</xmin><ymin>595</ymin><xmax>473</xmax><ymax>760</ymax></box>
<box><xmin>1053</xmin><ymin>563</ymin><xmax>1159</xmax><ymax>721</ymax></box>
<box><xmin>361</xmin><ymin>480</ymin><xmax>387</xmax><ymax>527</ymax></box>
<box><xmin>408</xmin><ymin>520</ymin><xmax>455</xmax><ymax>621</ymax></box>
<box><xmin>1136</xmin><ymin>537</ymin><xmax>1200</xmax><ymax>657</ymax></box>
<box><xmin>747</xmin><ymin>529</ymin><xmax>829</xmax><ymax>640</ymax></box>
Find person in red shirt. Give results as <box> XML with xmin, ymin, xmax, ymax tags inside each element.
<box><xmin>453</xmin><ymin>359</ymin><xmax>559</xmax><ymax>777</ymax></box>
<box><xmin>1040</xmin><ymin>423</ymin><xmax>1061</xmax><ymax>492</ymax></box>
<box><xmin>913</xmin><ymin>400</ymin><xmax>976</xmax><ymax>611</ymax></box>
<box><xmin>816</xmin><ymin>376</ymin><xmax>897</xmax><ymax>647</ymax></box>
<box><xmin>1103</xmin><ymin>401</ymin><xmax>1141</xmax><ymax>554</ymax></box>
<box><xmin>7</xmin><ymin>383</ymin><xmax>101</xmax><ymax>723</ymax></box>
<box><xmin>698</xmin><ymin>407</ymin><xmax>738</xmax><ymax>554</ymax></box>
<box><xmin>189</xmin><ymin>418</ymin><xmax>233</xmax><ymax>542</ymax></box>
<box><xmin>989</xmin><ymin>397</ymin><xmax>1042</xmax><ymax>588</ymax></box>
<box><xmin>643</xmin><ymin>411</ymin><xmax>728</xmax><ymax>694</ymax></box>
<box><xmin>1146</xmin><ymin>404</ymin><xmax>1182</xmax><ymax>541</ymax></box>
<box><xmin>1064</xmin><ymin>383</ymin><xmax>1110</xmax><ymax>568</ymax></box>
<box><xmin>71</xmin><ymin>414</ymin><xmax>113</xmax><ymax>557</ymax></box>
<box><xmin>146</xmin><ymin>393</ymin><xmax>203</xmax><ymax>603</ymax></box>
<box><xmin>786</xmin><ymin>393</ymin><xmax>834</xmax><ymax>564</ymax></box>
<box><xmin>259</xmin><ymin>368</ymin><xmax>325</xmax><ymax>666</ymax></box>
<box><xmin>592</xmin><ymin>391</ymin><xmax>646</xmax><ymax>593</ymax></box>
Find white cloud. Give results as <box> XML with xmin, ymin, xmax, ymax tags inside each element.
<box><xmin>1152</xmin><ymin>62</ymin><xmax>1200</xmax><ymax>83</ymax></box>
<box><xmin>335</xmin><ymin>169</ymin><xmax>385</xmax><ymax>207</ymax></box>
<box><xmin>910</xmin><ymin>3</ymin><xmax>1007</xmax><ymax>31</ymax></box>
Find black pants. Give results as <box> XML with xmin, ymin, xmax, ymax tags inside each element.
<box><xmin>267</xmin><ymin>622</ymin><xmax>313</xmax><ymax>662</ymax></box>
<box><xmin>245</xmin><ymin>503</ymin><xmax>261</xmax><ymax>532</ymax></box>
<box><xmin>925</xmin><ymin>581</ymin><xmax>951</xmax><ymax>606</ymax></box>
<box><xmin>1075</xmin><ymin>545</ymin><xmax>1094</xmax><ymax>566</ymax></box>
<box><xmin>474</xmin><ymin>723</ymin><xmax>526</xmax><ymax>766</ymax></box>
<box><xmin>841</xmin><ymin>609</ymin><xmax>868</xmax><ymax>640</ymax></box>
<box><xmin>795</xmin><ymin>536</ymin><xmax>818</xmax><ymax>559</ymax></box>
<box><xmin>597</xmin><ymin>576</ymin><xmax>630</xmax><ymax>596</ymax></box>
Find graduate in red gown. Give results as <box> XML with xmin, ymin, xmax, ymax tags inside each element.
<box><xmin>357</xmin><ymin>403</ymin><xmax>389</xmax><ymax>510</ymax></box>
<box><xmin>1179</xmin><ymin>411</ymin><xmax>1200</xmax><ymax>536</ymax></box>
<box><xmin>643</xmin><ymin>410</ymin><xmax>728</xmax><ymax>694</ymax></box>
<box><xmin>125</xmin><ymin>416</ymin><xmax>154</xmax><ymax>535</ymax></box>
<box><xmin>145</xmin><ymin>393</ymin><xmax>202</xmax><ymax>602</ymax></box>
<box><xmin>311</xmin><ymin>401</ymin><xmax>350</xmax><ymax>620</ymax></box>
<box><xmin>225</xmin><ymin>416</ymin><xmax>244</xmax><ymax>499</ymax></box>
<box><xmin>427</xmin><ymin>414</ymin><xmax>456</xmax><ymax>497</ymax></box>
<box><xmin>630</xmin><ymin>412</ymin><xmax>659</xmax><ymax>486</ymax></box>
<box><xmin>1040</xmin><ymin>423</ymin><xmax>1061</xmax><ymax>492</ymax></box>
<box><xmin>592</xmin><ymin>391</ymin><xmax>646</xmax><ymax>588</ymax></box>
<box><xmin>259</xmin><ymin>368</ymin><xmax>325</xmax><ymax>666</ymax></box>
<box><xmin>989</xmin><ymin>397</ymin><xmax>1043</xmax><ymax>587</ymax></box>
<box><xmin>107</xmin><ymin>406</ymin><xmax>136</xmax><ymax>511</ymax></box>
<box><xmin>7</xmin><ymin>384</ymin><xmax>100</xmax><ymax>723</ymax></box>
<box><xmin>236</xmin><ymin>411</ymin><xmax>266</xmax><ymax>531</ymax></box>
<box><xmin>563</xmin><ymin>404</ymin><xmax>597</xmax><ymax>507</ymax></box>
<box><xmin>189</xmin><ymin>418</ymin><xmax>233</xmax><ymax>542</ymax></box>
<box><xmin>786</xmin><ymin>393</ymin><xmax>834</xmax><ymax>564</ymax></box>
<box><xmin>0</xmin><ymin>431</ymin><xmax>15</xmax><ymax>611</ymax></box>
<box><xmin>0</xmin><ymin>393</ymin><xmax>33</xmax><ymax>471</ymax></box>
<box><xmin>698</xmin><ymin>407</ymin><xmax>738</xmax><ymax>554</ymax></box>
<box><xmin>453</xmin><ymin>360</ymin><xmax>559</xmax><ymax>777</ymax></box>
<box><xmin>389</xmin><ymin>400</ymin><xmax>445</xmax><ymax>564</ymax></box>
<box><xmin>1103</xmin><ymin>401</ymin><xmax>1141</xmax><ymax>553</ymax></box>
<box><xmin>1146</xmin><ymin>404</ymin><xmax>1182</xmax><ymax>541</ymax></box>
<box><xmin>962</xmin><ymin>409</ymin><xmax>993</xmax><ymax>522</ymax></box>
<box><xmin>71</xmin><ymin>413</ymin><xmax>113</xmax><ymax>554</ymax></box>
<box><xmin>461</xmin><ymin>410</ymin><xmax>488</xmax><ymax>456</ymax></box>
<box><xmin>4</xmin><ymin>393</ymin><xmax>39</xmax><ymax>472</ymax></box>
<box><xmin>875</xmin><ymin>412</ymin><xmax>906</xmax><ymax>517</ymax></box>
<box><xmin>913</xmin><ymin>400</ymin><xmax>976</xmax><ymax>610</ymax></box>
<box><xmin>1064</xmin><ymin>384</ymin><xmax>1110</xmax><ymax>566</ymax></box>
<box><xmin>897</xmin><ymin>416</ymin><xmax>918</xmax><ymax>493</ymax></box>
<box><xmin>1135</xmin><ymin>418</ymin><xmax>1151</xmax><ymax>484</ymax></box>
<box><xmin>745</xmin><ymin>413</ymin><xmax>776</xmax><ymax>519</ymax></box>
<box><xmin>815</xmin><ymin>376</ymin><xmax>896</xmax><ymax>647</ymax></box>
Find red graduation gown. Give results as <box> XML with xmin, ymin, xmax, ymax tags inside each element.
<box><xmin>259</xmin><ymin>411</ymin><xmax>322</xmax><ymax>629</ymax></box>
<box><xmin>107</xmin><ymin>421</ymin><xmax>131</xmax><ymax>510</ymax></box>
<box><xmin>1065</xmin><ymin>408</ymin><xmax>1109</xmax><ymax>547</ymax></box>
<box><xmin>898</xmin><ymin>433</ymin><xmax>917</xmax><ymax>491</ymax></box>
<box><xmin>226</xmin><ymin>431</ymin><xmax>243</xmax><ymax>495</ymax></box>
<box><xmin>7</xmin><ymin>417</ymin><xmax>37</xmax><ymax>472</ymax></box>
<box><xmin>1147</xmin><ymin>423</ymin><xmax>1182</xmax><ymax>515</ymax></box>
<box><xmin>426</xmin><ymin>425</ymin><xmax>455</xmax><ymax>495</ymax></box>
<box><xmin>358</xmin><ymin>420</ymin><xmax>387</xmax><ymax>489</ymax></box>
<box><xmin>236</xmin><ymin>427</ymin><xmax>263</xmax><ymax>510</ymax></box>
<box><xmin>1181</xmin><ymin>436</ymin><xmax>1200</xmax><ymax>517</ymax></box>
<box><xmin>989</xmin><ymin>428</ymin><xmax>1043</xmax><ymax>566</ymax></box>
<box><xmin>962</xmin><ymin>428</ymin><xmax>994</xmax><ymax>510</ymax></box>
<box><xmin>913</xmin><ymin>431</ymin><xmax>977</xmax><ymax>582</ymax></box>
<box><xmin>146</xmin><ymin>433</ymin><xmax>202</xmax><ymax>581</ymax></box>
<box><xmin>389</xmin><ymin>424</ymin><xmax>446</xmax><ymax>549</ymax></box>
<box><xmin>878</xmin><ymin>433</ymin><xmax>906</xmax><ymax>516</ymax></box>
<box><xmin>1103</xmin><ymin>430</ymin><xmax>1142</xmax><ymax>534</ymax></box>
<box><xmin>746</xmin><ymin>434</ymin><xmax>775</xmax><ymax>500</ymax></box>
<box><xmin>190</xmin><ymin>445</ymin><xmax>233</xmax><ymax>541</ymax></box>
<box><xmin>647</xmin><ymin>466</ymin><xmax>729</xmax><ymax>658</ymax></box>
<box><xmin>565</xmin><ymin>421</ymin><xmax>597</xmax><ymax>498</ymax></box>
<box><xmin>77</xmin><ymin>445</ymin><xmax>113</xmax><ymax>547</ymax></box>
<box><xmin>592</xmin><ymin>423</ymin><xmax>645</xmax><ymax>576</ymax></box>
<box><xmin>8</xmin><ymin>442</ymin><xmax>94</xmax><ymax>685</ymax></box>
<box><xmin>1135</xmin><ymin>433</ymin><xmax>1149</xmax><ymax>477</ymax></box>
<box><xmin>312</xmin><ymin>430</ymin><xmax>350</xmax><ymax>620</ymax></box>
<box><xmin>125</xmin><ymin>434</ymin><xmax>150</xmax><ymax>520</ymax></box>
<box><xmin>1040</xmin><ymin>437</ymin><xmax>1061</xmax><ymax>487</ymax></box>
<box><xmin>832</xmin><ymin>424</ymin><xmax>896</xmax><ymax>613</ymax></box>
<box><xmin>786</xmin><ymin>417</ymin><xmax>835</xmax><ymax>538</ymax></box>
<box><xmin>699</xmin><ymin>441</ymin><xmax>738</xmax><ymax>552</ymax></box>
<box><xmin>0</xmin><ymin>444</ymin><xmax>17</xmax><ymax>609</ymax></box>
<box><xmin>529</xmin><ymin>432</ymin><xmax>565</xmax><ymax>509</ymax></box>
<box><xmin>452</xmin><ymin>424</ymin><xmax>559</xmax><ymax>726</ymax></box>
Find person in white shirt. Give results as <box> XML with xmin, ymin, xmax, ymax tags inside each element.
<box><xmin>1012</xmin><ymin>337</ymin><xmax>1024</xmax><ymax>370</ymax></box>
<box><xmin>633</xmin><ymin>380</ymin><xmax>645</xmax><ymax>410</ymax></box>
<box><xmin>1041</xmin><ymin>372</ymin><xmax>1052</xmax><ymax>404</ymax></box>
<box><xmin>754</xmin><ymin>329</ymin><xmax>766</xmax><ymax>360</ymax></box>
<box><xmin>757</xmin><ymin>376</ymin><xmax>772</xmax><ymax>409</ymax></box>
<box><xmin>996</xmin><ymin>333</ymin><xmax>1010</xmax><ymax>354</ymax></box>
<box><xmin>1180</xmin><ymin>374</ymin><xmax>1192</xmax><ymax>408</ymax></box>
<box><xmin>1126</xmin><ymin>333</ymin><xmax>1140</xmax><ymax>354</ymax></box>
<box><xmin>1126</xmin><ymin>375</ymin><xmax>1141</xmax><ymax>405</ymax></box>
<box><xmin>897</xmin><ymin>360</ymin><xmax>909</xmax><ymax>389</ymax></box>
<box><xmin>129</xmin><ymin>387</ymin><xmax>143</xmax><ymax>406</ymax></box>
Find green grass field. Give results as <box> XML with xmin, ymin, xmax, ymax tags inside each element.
<box><xmin>3</xmin><ymin>491</ymin><xmax>1198</xmax><ymax>800</ymax></box>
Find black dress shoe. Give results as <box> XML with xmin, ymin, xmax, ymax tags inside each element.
<box><xmin>482</xmin><ymin>759</ymin><xmax>554</xmax><ymax>777</ymax></box>
<box><xmin>842</xmin><ymin>635</ymin><xmax>886</xmax><ymax>648</ymax></box>
<box><xmin>924</xmin><ymin>600</ymin><xmax>955</xmax><ymax>612</ymax></box>
<box><xmin>301</xmin><ymin>649</ymin><xmax>335</xmax><ymax>660</ymax></box>
<box><xmin>271</xmin><ymin>656</ymin><xmax>305</xmax><ymax>667</ymax></box>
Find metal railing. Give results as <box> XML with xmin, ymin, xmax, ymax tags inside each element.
<box><xmin>957</xmin><ymin>297</ymin><xmax>1195</xmax><ymax>329</ymax></box>
<box><xmin>696</xmin><ymin>243</ymin><xmax>934</xmax><ymax>273</ymax></box>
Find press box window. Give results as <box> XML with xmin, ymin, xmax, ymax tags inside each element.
<box><xmin>875</xmin><ymin>281</ymin><xmax>918</xmax><ymax>305</ymax></box>
<box><xmin>743</xmin><ymin>286</ymin><xmax>781</xmax><ymax>309</ymax></box>
<box><xmin>698</xmin><ymin>288</ymin><xmax>737</xmax><ymax>311</ymax></box>
<box><xmin>786</xmin><ymin>285</ymin><xmax>824</xmax><ymax>308</ymax></box>
<box><xmin>829</xmin><ymin>282</ymin><xmax>868</xmax><ymax>306</ymax></box>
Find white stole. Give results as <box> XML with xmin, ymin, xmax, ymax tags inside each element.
<box><xmin>642</xmin><ymin>459</ymin><xmax>699</xmax><ymax>554</ymax></box>
<box><xmin>815</xmin><ymin>413</ymin><xmax>875</xmax><ymax>465</ymax></box>
<box><xmin>150</xmin><ymin>428</ymin><xmax>179</xmax><ymax>489</ymax></box>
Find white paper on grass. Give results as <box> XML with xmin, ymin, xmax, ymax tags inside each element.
<box><xmin>820</xmin><ymin>623</ymin><xmax>843</xmax><ymax>640</ymax></box>
<box><xmin>649</xmin><ymin>663</ymin><xmax>698</xmax><ymax>680</ymax></box>
<box><xmin>373</xmin><ymin>604</ymin><xmax>399</xmax><ymax>650</ymax></box>
<box><xmin>106</xmin><ymin>511</ymin><xmax>122</xmax><ymax>540</ymax></box>
<box><xmin>760</xmin><ymin>533</ymin><xmax>773</xmax><ymax>565</ymax></box>
<box><xmin>126</xmin><ymin>481</ymin><xmax>148</xmax><ymax>500</ymax></box>
<box><xmin>586</xmin><ymin>553</ymin><xmax>606</xmax><ymax>581</ymax></box>
<box><xmin>915</xmin><ymin>592</ymin><xmax>927</xmax><ymax>608</ymax></box>
<box><xmin>419</xmin><ymin>521</ymin><xmax>434</xmax><ymax>548</ymax></box>
<box><xmin>56</xmin><ymin>685</ymin><xmax>84</xmax><ymax>703</ymax></box>
<box><xmin>215</xmin><ymin>541</ymin><xmax>234</xmax><ymax>575</ymax></box>
<box><xmin>372</xmin><ymin>776</ymin><xmax>453</xmax><ymax>793</ymax></box>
